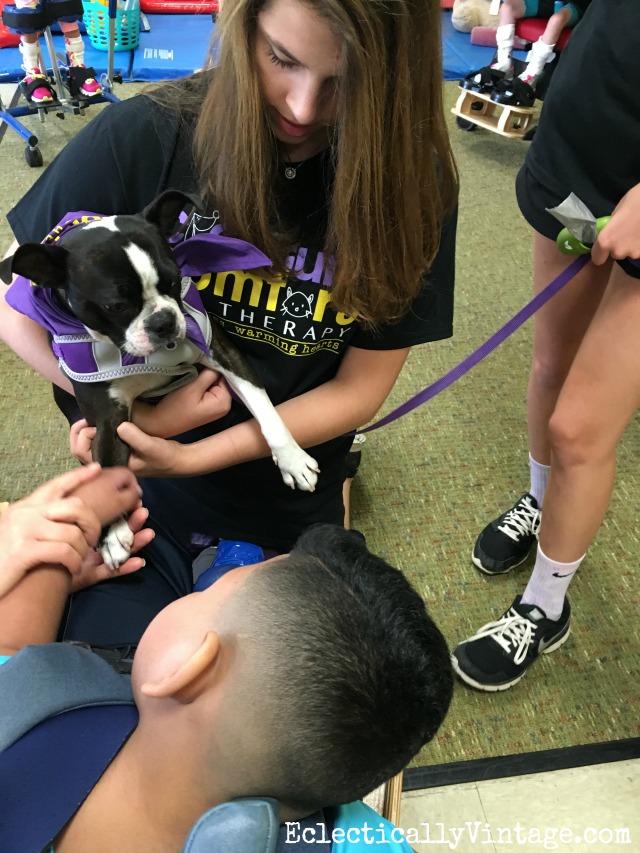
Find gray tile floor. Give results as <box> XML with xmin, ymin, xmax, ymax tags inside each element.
<box><xmin>400</xmin><ymin>759</ymin><xmax>639</xmax><ymax>852</ymax></box>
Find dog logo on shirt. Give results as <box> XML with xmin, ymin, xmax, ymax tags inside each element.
<box><xmin>281</xmin><ymin>288</ymin><xmax>314</xmax><ymax>319</ymax></box>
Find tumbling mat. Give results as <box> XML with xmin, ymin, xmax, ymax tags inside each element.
<box><xmin>130</xmin><ymin>13</ymin><xmax>212</xmax><ymax>80</ymax></box>
<box><xmin>1</xmin><ymin>12</ymin><xmax>505</xmax><ymax>84</ymax></box>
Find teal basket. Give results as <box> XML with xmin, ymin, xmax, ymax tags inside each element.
<box><xmin>83</xmin><ymin>0</ymin><xmax>140</xmax><ymax>52</ymax></box>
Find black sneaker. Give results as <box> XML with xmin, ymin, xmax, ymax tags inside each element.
<box><xmin>452</xmin><ymin>595</ymin><xmax>571</xmax><ymax>691</ymax></box>
<box><xmin>473</xmin><ymin>493</ymin><xmax>541</xmax><ymax>575</ymax></box>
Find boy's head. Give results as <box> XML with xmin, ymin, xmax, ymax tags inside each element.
<box><xmin>132</xmin><ymin>525</ymin><xmax>453</xmax><ymax>817</ymax></box>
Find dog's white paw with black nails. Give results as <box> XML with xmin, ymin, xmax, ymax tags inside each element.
<box><xmin>273</xmin><ymin>444</ymin><xmax>320</xmax><ymax>492</ymax></box>
<box><xmin>100</xmin><ymin>517</ymin><xmax>135</xmax><ymax>571</ymax></box>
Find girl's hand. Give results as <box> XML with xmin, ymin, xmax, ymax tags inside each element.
<box><xmin>0</xmin><ymin>465</ymin><xmax>141</xmax><ymax>598</ymax></box>
<box><xmin>117</xmin><ymin>422</ymin><xmax>188</xmax><ymax>477</ymax></box>
<box><xmin>592</xmin><ymin>183</ymin><xmax>640</xmax><ymax>266</ymax></box>
<box><xmin>69</xmin><ymin>370</ymin><xmax>232</xmax><ymax>463</ymax></box>
<box><xmin>135</xmin><ymin>368</ymin><xmax>233</xmax><ymax>438</ymax></box>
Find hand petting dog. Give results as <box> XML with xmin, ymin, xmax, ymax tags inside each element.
<box><xmin>0</xmin><ymin>466</ymin><xmax>153</xmax><ymax>599</ymax></box>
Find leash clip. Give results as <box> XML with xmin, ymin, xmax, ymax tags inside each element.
<box><xmin>557</xmin><ymin>216</ymin><xmax>610</xmax><ymax>256</ymax></box>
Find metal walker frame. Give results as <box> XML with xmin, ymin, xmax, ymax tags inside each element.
<box><xmin>0</xmin><ymin>0</ymin><xmax>122</xmax><ymax>167</ymax></box>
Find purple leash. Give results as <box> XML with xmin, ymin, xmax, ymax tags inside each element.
<box><xmin>359</xmin><ymin>254</ymin><xmax>590</xmax><ymax>434</ymax></box>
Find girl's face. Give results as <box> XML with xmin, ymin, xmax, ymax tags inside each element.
<box><xmin>255</xmin><ymin>0</ymin><xmax>344</xmax><ymax>161</ymax></box>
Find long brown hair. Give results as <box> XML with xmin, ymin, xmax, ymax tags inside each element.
<box><xmin>194</xmin><ymin>0</ymin><xmax>457</xmax><ymax>325</ymax></box>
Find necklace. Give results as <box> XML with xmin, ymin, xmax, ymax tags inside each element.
<box><xmin>281</xmin><ymin>147</ymin><xmax>303</xmax><ymax>180</ymax></box>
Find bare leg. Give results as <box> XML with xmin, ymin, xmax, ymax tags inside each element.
<box><xmin>499</xmin><ymin>0</ymin><xmax>525</xmax><ymax>26</ymax></box>
<box><xmin>539</xmin><ymin>263</ymin><xmax>640</xmax><ymax>561</ymax></box>
<box><xmin>519</xmin><ymin>8</ymin><xmax>572</xmax><ymax>84</ymax></box>
<box><xmin>541</xmin><ymin>7</ymin><xmax>572</xmax><ymax>45</ymax></box>
<box><xmin>343</xmin><ymin>478</ymin><xmax>353</xmax><ymax>529</ymax></box>
<box><xmin>527</xmin><ymin>233</ymin><xmax>611</xmax><ymax>464</ymax></box>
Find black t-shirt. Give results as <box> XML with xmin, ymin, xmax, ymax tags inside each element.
<box><xmin>8</xmin><ymin>82</ymin><xmax>457</xmax><ymax>550</ymax></box>
<box><xmin>523</xmin><ymin>0</ymin><xmax>640</xmax><ymax>218</ymax></box>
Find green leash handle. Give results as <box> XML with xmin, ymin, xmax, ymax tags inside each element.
<box><xmin>557</xmin><ymin>216</ymin><xmax>611</xmax><ymax>255</ymax></box>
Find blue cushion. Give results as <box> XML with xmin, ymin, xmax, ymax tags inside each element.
<box><xmin>183</xmin><ymin>798</ymin><xmax>279</xmax><ymax>853</ymax></box>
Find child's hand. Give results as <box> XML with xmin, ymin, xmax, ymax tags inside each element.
<box><xmin>0</xmin><ymin>465</ymin><xmax>142</xmax><ymax>597</ymax></box>
<box><xmin>69</xmin><ymin>504</ymin><xmax>154</xmax><ymax>592</ymax></box>
<box><xmin>69</xmin><ymin>419</ymin><xmax>97</xmax><ymax>465</ymax></box>
<box><xmin>591</xmin><ymin>183</ymin><xmax>640</xmax><ymax>265</ymax></box>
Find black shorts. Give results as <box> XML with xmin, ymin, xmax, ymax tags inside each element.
<box><xmin>515</xmin><ymin>164</ymin><xmax>640</xmax><ymax>280</ymax></box>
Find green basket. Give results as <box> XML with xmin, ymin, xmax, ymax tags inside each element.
<box><xmin>83</xmin><ymin>0</ymin><xmax>140</xmax><ymax>52</ymax></box>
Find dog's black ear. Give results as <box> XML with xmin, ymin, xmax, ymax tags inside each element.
<box><xmin>0</xmin><ymin>256</ymin><xmax>14</xmax><ymax>285</ymax></box>
<box><xmin>3</xmin><ymin>243</ymin><xmax>70</xmax><ymax>289</ymax></box>
<box><xmin>142</xmin><ymin>190</ymin><xmax>201</xmax><ymax>237</ymax></box>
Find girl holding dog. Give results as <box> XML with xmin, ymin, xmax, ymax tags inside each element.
<box><xmin>0</xmin><ymin>0</ymin><xmax>457</xmax><ymax>643</ymax></box>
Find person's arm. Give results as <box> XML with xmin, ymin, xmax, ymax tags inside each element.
<box><xmin>0</xmin><ymin>466</ymin><xmax>150</xmax><ymax>656</ymax></box>
<box><xmin>115</xmin><ymin>345</ymin><xmax>410</xmax><ymax>477</ymax></box>
<box><xmin>2</xmin><ymin>238</ymin><xmax>72</xmax><ymax>388</ymax></box>
<box><xmin>0</xmin><ymin>285</ymin><xmax>74</xmax><ymax>390</ymax></box>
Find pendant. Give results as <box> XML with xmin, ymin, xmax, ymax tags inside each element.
<box><xmin>284</xmin><ymin>165</ymin><xmax>297</xmax><ymax>180</ymax></box>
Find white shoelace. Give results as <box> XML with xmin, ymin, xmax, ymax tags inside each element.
<box><xmin>471</xmin><ymin>608</ymin><xmax>537</xmax><ymax>666</ymax></box>
<box><xmin>497</xmin><ymin>497</ymin><xmax>541</xmax><ymax>542</ymax></box>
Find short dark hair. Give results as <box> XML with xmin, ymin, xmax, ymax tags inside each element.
<box><xmin>230</xmin><ymin>524</ymin><xmax>453</xmax><ymax>811</ymax></box>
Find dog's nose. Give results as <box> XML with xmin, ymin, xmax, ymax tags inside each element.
<box><xmin>146</xmin><ymin>309</ymin><xmax>178</xmax><ymax>339</ymax></box>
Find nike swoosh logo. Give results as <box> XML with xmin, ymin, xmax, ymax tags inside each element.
<box><xmin>538</xmin><ymin>632</ymin><xmax>564</xmax><ymax>653</ymax></box>
<box><xmin>552</xmin><ymin>570</ymin><xmax>576</xmax><ymax>578</ymax></box>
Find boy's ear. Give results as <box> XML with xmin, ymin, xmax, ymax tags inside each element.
<box><xmin>0</xmin><ymin>243</ymin><xmax>70</xmax><ymax>289</ymax></box>
<box><xmin>140</xmin><ymin>631</ymin><xmax>221</xmax><ymax>702</ymax></box>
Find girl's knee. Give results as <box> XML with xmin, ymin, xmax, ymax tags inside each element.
<box><xmin>548</xmin><ymin>406</ymin><xmax>613</xmax><ymax>468</ymax></box>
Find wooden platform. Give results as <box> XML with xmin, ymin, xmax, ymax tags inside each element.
<box><xmin>451</xmin><ymin>87</ymin><xmax>537</xmax><ymax>139</ymax></box>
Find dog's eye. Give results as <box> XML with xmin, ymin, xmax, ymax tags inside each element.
<box><xmin>106</xmin><ymin>302</ymin><xmax>127</xmax><ymax>314</ymax></box>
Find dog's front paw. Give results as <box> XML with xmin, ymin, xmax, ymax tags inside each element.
<box><xmin>272</xmin><ymin>443</ymin><xmax>320</xmax><ymax>492</ymax></box>
<box><xmin>100</xmin><ymin>517</ymin><xmax>135</xmax><ymax>570</ymax></box>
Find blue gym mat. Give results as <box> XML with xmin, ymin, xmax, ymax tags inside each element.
<box><xmin>131</xmin><ymin>13</ymin><xmax>213</xmax><ymax>80</ymax></box>
<box><xmin>0</xmin><ymin>11</ymin><xmax>498</xmax><ymax>85</ymax></box>
<box><xmin>441</xmin><ymin>12</ymin><xmax>495</xmax><ymax>81</ymax></box>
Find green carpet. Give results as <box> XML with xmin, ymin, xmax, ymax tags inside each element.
<box><xmin>1</xmin><ymin>83</ymin><xmax>639</xmax><ymax>771</ymax></box>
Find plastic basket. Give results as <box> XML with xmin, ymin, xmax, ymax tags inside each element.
<box><xmin>83</xmin><ymin>0</ymin><xmax>140</xmax><ymax>52</ymax></box>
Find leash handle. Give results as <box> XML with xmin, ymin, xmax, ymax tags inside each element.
<box><xmin>358</xmin><ymin>254</ymin><xmax>590</xmax><ymax>434</ymax></box>
<box><xmin>557</xmin><ymin>216</ymin><xmax>610</xmax><ymax>256</ymax></box>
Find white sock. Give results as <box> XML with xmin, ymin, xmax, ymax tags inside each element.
<box><xmin>494</xmin><ymin>23</ymin><xmax>516</xmax><ymax>71</ymax></box>
<box><xmin>65</xmin><ymin>36</ymin><xmax>85</xmax><ymax>66</ymax></box>
<box><xmin>521</xmin><ymin>545</ymin><xmax>584</xmax><ymax>620</ymax></box>
<box><xmin>529</xmin><ymin>454</ymin><xmax>550</xmax><ymax>508</ymax></box>
<box><xmin>20</xmin><ymin>40</ymin><xmax>41</xmax><ymax>71</ymax></box>
<box><xmin>522</xmin><ymin>37</ymin><xmax>555</xmax><ymax>80</ymax></box>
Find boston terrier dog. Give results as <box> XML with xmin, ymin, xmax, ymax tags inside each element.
<box><xmin>0</xmin><ymin>190</ymin><xmax>319</xmax><ymax>568</ymax></box>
